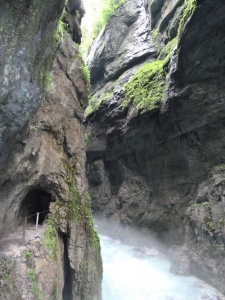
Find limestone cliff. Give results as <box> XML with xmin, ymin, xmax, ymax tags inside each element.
<box><xmin>0</xmin><ymin>0</ymin><xmax>102</xmax><ymax>299</ymax></box>
<box><xmin>85</xmin><ymin>0</ymin><xmax>225</xmax><ymax>294</ymax></box>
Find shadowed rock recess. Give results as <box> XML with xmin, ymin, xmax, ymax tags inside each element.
<box><xmin>85</xmin><ymin>0</ymin><xmax>225</xmax><ymax>294</ymax></box>
<box><xmin>0</xmin><ymin>0</ymin><xmax>102</xmax><ymax>299</ymax></box>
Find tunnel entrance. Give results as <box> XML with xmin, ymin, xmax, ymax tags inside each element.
<box><xmin>19</xmin><ymin>189</ymin><xmax>55</xmax><ymax>224</ymax></box>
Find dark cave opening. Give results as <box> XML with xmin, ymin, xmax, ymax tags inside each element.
<box><xmin>19</xmin><ymin>189</ymin><xmax>55</xmax><ymax>224</ymax></box>
<box><xmin>62</xmin><ymin>233</ymin><xmax>73</xmax><ymax>300</ymax></box>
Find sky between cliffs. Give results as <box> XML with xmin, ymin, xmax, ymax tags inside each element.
<box><xmin>81</xmin><ymin>0</ymin><xmax>100</xmax><ymax>54</ymax></box>
<box><xmin>82</xmin><ymin>0</ymin><xmax>100</xmax><ymax>29</ymax></box>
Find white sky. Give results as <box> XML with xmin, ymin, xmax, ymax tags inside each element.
<box><xmin>82</xmin><ymin>0</ymin><xmax>100</xmax><ymax>29</ymax></box>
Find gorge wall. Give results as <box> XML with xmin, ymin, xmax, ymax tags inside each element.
<box><xmin>85</xmin><ymin>0</ymin><xmax>225</xmax><ymax>294</ymax></box>
<box><xmin>0</xmin><ymin>0</ymin><xmax>102</xmax><ymax>299</ymax></box>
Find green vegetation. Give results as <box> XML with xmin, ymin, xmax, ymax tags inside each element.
<box><xmin>74</xmin><ymin>46</ymin><xmax>91</xmax><ymax>92</ymax></box>
<box><xmin>85</xmin><ymin>191</ymin><xmax>91</xmax><ymax>202</ymax></box>
<box><xmin>202</xmin><ymin>202</ymin><xmax>211</xmax><ymax>212</ymax></box>
<box><xmin>30</xmin><ymin>285</ymin><xmax>42</xmax><ymax>300</ymax></box>
<box><xmin>68</xmin><ymin>180</ymin><xmax>81</xmax><ymax>220</ymax></box>
<box><xmin>38</xmin><ymin>13</ymin><xmax>68</xmax><ymax>91</ymax></box>
<box><xmin>158</xmin><ymin>38</ymin><xmax>178</xmax><ymax>61</ymax></box>
<box><xmin>63</xmin><ymin>158</ymin><xmax>81</xmax><ymax>221</ymax></box>
<box><xmin>29</xmin><ymin>124</ymin><xmax>38</xmax><ymax>132</ymax></box>
<box><xmin>92</xmin><ymin>0</ymin><xmax>127</xmax><ymax>37</ymax></box>
<box><xmin>151</xmin><ymin>28</ymin><xmax>159</xmax><ymax>43</ymax></box>
<box><xmin>0</xmin><ymin>257</ymin><xmax>13</xmax><ymax>285</ymax></box>
<box><xmin>27</xmin><ymin>269</ymin><xmax>35</xmax><ymax>282</ymax></box>
<box><xmin>81</xmin><ymin>0</ymin><xmax>197</xmax><ymax>115</ymax></box>
<box><xmin>85</xmin><ymin>92</ymin><xmax>113</xmax><ymax>116</ymax></box>
<box><xmin>93</xmin><ymin>228</ymin><xmax>102</xmax><ymax>275</ymax></box>
<box><xmin>151</xmin><ymin>0</ymin><xmax>197</xmax><ymax>48</ymax></box>
<box><xmin>205</xmin><ymin>219</ymin><xmax>214</xmax><ymax>232</ymax></box>
<box><xmin>39</xmin><ymin>70</ymin><xmax>53</xmax><ymax>91</ymax></box>
<box><xmin>191</xmin><ymin>202</ymin><xmax>215</xmax><ymax>233</ymax></box>
<box><xmin>27</xmin><ymin>269</ymin><xmax>42</xmax><ymax>300</ymax></box>
<box><xmin>62</xmin><ymin>157</ymin><xmax>102</xmax><ymax>282</ymax></box>
<box><xmin>74</xmin><ymin>45</ymin><xmax>91</xmax><ymax>92</ymax></box>
<box><xmin>213</xmin><ymin>164</ymin><xmax>225</xmax><ymax>172</ymax></box>
<box><xmin>191</xmin><ymin>201</ymin><xmax>211</xmax><ymax>213</ymax></box>
<box><xmin>44</xmin><ymin>217</ymin><xmax>57</xmax><ymax>262</ymax></box>
<box><xmin>123</xmin><ymin>60</ymin><xmax>165</xmax><ymax>113</ymax></box>
<box><xmin>80</xmin><ymin>64</ymin><xmax>91</xmax><ymax>92</ymax></box>
<box><xmin>178</xmin><ymin>0</ymin><xmax>197</xmax><ymax>37</ymax></box>
<box><xmin>63</xmin><ymin>158</ymin><xmax>91</xmax><ymax>222</ymax></box>
<box><xmin>10</xmin><ymin>0</ymin><xmax>66</xmax><ymax>92</ymax></box>
<box><xmin>191</xmin><ymin>203</ymin><xmax>200</xmax><ymax>209</ymax></box>
<box><xmin>53</xmin><ymin>20</ymin><xmax>66</xmax><ymax>43</ymax></box>
<box><xmin>24</xmin><ymin>250</ymin><xmax>32</xmax><ymax>260</ymax></box>
<box><xmin>84</xmin><ymin>133</ymin><xmax>89</xmax><ymax>142</ymax></box>
<box><xmin>64</xmin><ymin>162</ymin><xmax>101</xmax><ymax>273</ymax></box>
<box><xmin>37</xmin><ymin>14</ymin><xmax>65</xmax><ymax>91</ymax></box>
<box><xmin>64</xmin><ymin>158</ymin><xmax>98</xmax><ymax>234</ymax></box>
<box><xmin>81</xmin><ymin>0</ymin><xmax>127</xmax><ymax>53</ymax></box>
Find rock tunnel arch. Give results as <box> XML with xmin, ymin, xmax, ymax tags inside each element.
<box><xmin>19</xmin><ymin>189</ymin><xmax>55</xmax><ymax>224</ymax></box>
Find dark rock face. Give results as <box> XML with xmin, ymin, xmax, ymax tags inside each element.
<box><xmin>86</xmin><ymin>0</ymin><xmax>225</xmax><ymax>293</ymax></box>
<box><xmin>0</xmin><ymin>0</ymin><xmax>102</xmax><ymax>299</ymax></box>
<box><xmin>0</xmin><ymin>0</ymin><xmax>65</xmax><ymax>151</ymax></box>
<box><xmin>0</xmin><ymin>0</ymin><xmax>84</xmax><ymax>154</ymax></box>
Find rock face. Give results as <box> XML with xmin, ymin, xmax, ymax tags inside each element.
<box><xmin>0</xmin><ymin>0</ymin><xmax>64</xmax><ymax>150</ymax></box>
<box><xmin>87</xmin><ymin>0</ymin><xmax>156</xmax><ymax>87</ymax></box>
<box><xmin>0</xmin><ymin>0</ymin><xmax>102</xmax><ymax>299</ymax></box>
<box><xmin>86</xmin><ymin>0</ymin><xmax>225</xmax><ymax>294</ymax></box>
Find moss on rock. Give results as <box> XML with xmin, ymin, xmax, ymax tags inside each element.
<box><xmin>123</xmin><ymin>60</ymin><xmax>166</xmax><ymax>113</ymax></box>
<box><xmin>44</xmin><ymin>217</ymin><xmax>57</xmax><ymax>262</ymax></box>
<box><xmin>158</xmin><ymin>37</ymin><xmax>178</xmax><ymax>61</ymax></box>
<box><xmin>85</xmin><ymin>92</ymin><xmax>113</xmax><ymax>116</ymax></box>
<box><xmin>178</xmin><ymin>0</ymin><xmax>197</xmax><ymax>37</ymax></box>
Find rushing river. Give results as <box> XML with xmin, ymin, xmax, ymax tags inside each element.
<box><xmin>100</xmin><ymin>234</ymin><xmax>220</xmax><ymax>300</ymax></box>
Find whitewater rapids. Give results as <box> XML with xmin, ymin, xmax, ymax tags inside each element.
<box><xmin>100</xmin><ymin>234</ymin><xmax>220</xmax><ymax>300</ymax></box>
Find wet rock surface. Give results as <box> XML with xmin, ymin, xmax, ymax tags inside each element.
<box><xmin>0</xmin><ymin>0</ymin><xmax>65</xmax><ymax>150</ymax></box>
<box><xmin>0</xmin><ymin>0</ymin><xmax>102</xmax><ymax>299</ymax></box>
<box><xmin>86</xmin><ymin>0</ymin><xmax>225</xmax><ymax>294</ymax></box>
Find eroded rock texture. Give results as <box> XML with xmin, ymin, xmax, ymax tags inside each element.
<box><xmin>86</xmin><ymin>0</ymin><xmax>225</xmax><ymax>293</ymax></box>
<box><xmin>0</xmin><ymin>1</ymin><xmax>102</xmax><ymax>299</ymax></box>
